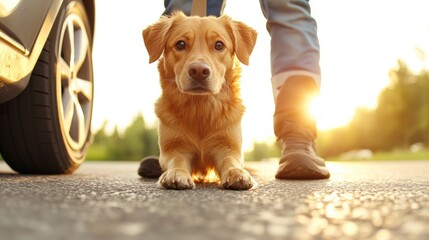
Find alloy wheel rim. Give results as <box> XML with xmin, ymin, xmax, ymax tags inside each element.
<box><xmin>57</xmin><ymin>12</ymin><xmax>93</xmax><ymax>150</ymax></box>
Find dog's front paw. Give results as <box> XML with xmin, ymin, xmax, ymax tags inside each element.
<box><xmin>157</xmin><ymin>168</ymin><xmax>195</xmax><ymax>190</ymax></box>
<box><xmin>221</xmin><ymin>168</ymin><xmax>254</xmax><ymax>190</ymax></box>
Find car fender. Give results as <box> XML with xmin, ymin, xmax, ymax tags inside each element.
<box><xmin>0</xmin><ymin>0</ymin><xmax>95</xmax><ymax>104</ymax></box>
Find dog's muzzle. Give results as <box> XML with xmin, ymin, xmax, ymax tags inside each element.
<box><xmin>186</xmin><ymin>62</ymin><xmax>212</xmax><ymax>94</ymax></box>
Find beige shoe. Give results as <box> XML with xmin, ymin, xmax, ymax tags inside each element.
<box><xmin>273</xmin><ymin>75</ymin><xmax>330</xmax><ymax>179</ymax></box>
<box><xmin>275</xmin><ymin>124</ymin><xmax>330</xmax><ymax>179</ymax></box>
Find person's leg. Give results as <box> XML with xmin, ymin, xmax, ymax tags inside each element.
<box><xmin>163</xmin><ymin>0</ymin><xmax>226</xmax><ymax>16</ymax></box>
<box><xmin>259</xmin><ymin>0</ymin><xmax>330</xmax><ymax>179</ymax></box>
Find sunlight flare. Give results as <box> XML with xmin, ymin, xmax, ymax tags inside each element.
<box><xmin>192</xmin><ymin>168</ymin><xmax>220</xmax><ymax>183</ymax></box>
<box><xmin>308</xmin><ymin>95</ymin><xmax>321</xmax><ymax>122</ymax></box>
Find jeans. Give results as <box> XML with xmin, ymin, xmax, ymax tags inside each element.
<box><xmin>163</xmin><ymin>0</ymin><xmax>321</xmax><ymax>99</ymax></box>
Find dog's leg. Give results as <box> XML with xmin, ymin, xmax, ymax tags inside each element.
<box><xmin>216</xmin><ymin>154</ymin><xmax>254</xmax><ymax>190</ymax></box>
<box><xmin>208</xmin><ymin>136</ymin><xmax>254</xmax><ymax>190</ymax></box>
<box><xmin>158</xmin><ymin>153</ymin><xmax>195</xmax><ymax>190</ymax></box>
<box><xmin>156</xmin><ymin>123</ymin><xmax>196</xmax><ymax>190</ymax></box>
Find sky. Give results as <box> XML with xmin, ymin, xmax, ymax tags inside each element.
<box><xmin>91</xmin><ymin>0</ymin><xmax>429</xmax><ymax>150</ymax></box>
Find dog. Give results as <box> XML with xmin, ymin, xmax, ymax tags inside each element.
<box><xmin>142</xmin><ymin>11</ymin><xmax>257</xmax><ymax>190</ymax></box>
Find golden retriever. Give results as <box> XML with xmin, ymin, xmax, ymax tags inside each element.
<box><xmin>142</xmin><ymin>11</ymin><xmax>257</xmax><ymax>190</ymax></box>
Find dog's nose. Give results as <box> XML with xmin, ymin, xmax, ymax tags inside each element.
<box><xmin>188</xmin><ymin>62</ymin><xmax>211</xmax><ymax>81</ymax></box>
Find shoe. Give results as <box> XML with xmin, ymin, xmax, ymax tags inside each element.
<box><xmin>275</xmin><ymin>123</ymin><xmax>330</xmax><ymax>179</ymax></box>
<box><xmin>273</xmin><ymin>75</ymin><xmax>330</xmax><ymax>179</ymax></box>
<box><xmin>138</xmin><ymin>156</ymin><xmax>163</xmax><ymax>178</ymax></box>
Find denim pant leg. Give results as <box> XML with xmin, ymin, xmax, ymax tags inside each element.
<box><xmin>163</xmin><ymin>0</ymin><xmax>226</xmax><ymax>16</ymax></box>
<box><xmin>259</xmin><ymin>0</ymin><xmax>321</xmax><ymax>98</ymax></box>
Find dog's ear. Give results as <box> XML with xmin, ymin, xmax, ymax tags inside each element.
<box><xmin>142</xmin><ymin>15</ymin><xmax>173</xmax><ymax>63</ymax></box>
<box><xmin>223</xmin><ymin>16</ymin><xmax>258</xmax><ymax>65</ymax></box>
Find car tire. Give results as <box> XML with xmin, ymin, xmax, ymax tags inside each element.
<box><xmin>0</xmin><ymin>0</ymin><xmax>94</xmax><ymax>174</ymax></box>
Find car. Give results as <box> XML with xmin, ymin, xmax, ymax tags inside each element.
<box><xmin>0</xmin><ymin>0</ymin><xmax>95</xmax><ymax>174</ymax></box>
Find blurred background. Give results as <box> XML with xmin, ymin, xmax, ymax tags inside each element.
<box><xmin>88</xmin><ymin>0</ymin><xmax>429</xmax><ymax>161</ymax></box>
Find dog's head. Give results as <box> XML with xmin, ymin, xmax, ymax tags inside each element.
<box><xmin>143</xmin><ymin>11</ymin><xmax>257</xmax><ymax>95</ymax></box>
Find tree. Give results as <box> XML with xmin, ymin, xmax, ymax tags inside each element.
<box><xmin>244</xmin><ymin>141</ymin><xmax>280</xmax><ymax>161</ymax></box>
<box><xmin>87</xmin><ymin>114</ymin><xmax>159</xmax><ymax>161</ymax></box>
<box><xmin>318</xmin><ymin>60</ymin><xmax>429</xmax><ymax>157</ymax></box>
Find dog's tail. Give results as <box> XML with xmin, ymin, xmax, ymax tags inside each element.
<box><xmin>138</xmin><ymin>156</ymin><xmax>163</xmax><ymax>178</ymax></box>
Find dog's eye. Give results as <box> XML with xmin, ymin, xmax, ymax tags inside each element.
<box><xmin>175</xmin><ymin>40</ymin><xmax>186</xmax><ymax>50</ymax></box>
<box><xmin>214</xmin><ymin>41</ymin><xmax>224</xmax><ymax>51</ymax></box>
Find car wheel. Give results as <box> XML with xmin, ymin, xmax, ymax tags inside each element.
<box><xmin>0</xmin><ymin>0</ymin><xmax>94</xmax><ymax>174</ymax></box>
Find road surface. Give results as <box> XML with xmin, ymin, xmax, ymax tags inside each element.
<box><xmin>0</xmin><ymin>160</ymin><xmax>428</xmax><ymax>240</ymax></box>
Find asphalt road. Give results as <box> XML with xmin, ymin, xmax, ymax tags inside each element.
<box><xmin>0</xmin><ymin>160</ymin><xmax>428</xmax><ymax>240</ymax></box>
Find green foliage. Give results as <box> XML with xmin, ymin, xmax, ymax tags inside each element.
<box><xmin>319</xmin><ymin>60</ymin><xmax>429</xmax><ymax>157</ymax></box>
<box><xmin>87</xmin><ymin>114</ymin><xmax>159</xmax><ymax>161</ymax></box>
<box><xmin>326</xmin><ymin>148</ymin><xmax>429</xmax><ymax>161</ymax></box>
<box><xmin>244</xmin><ymin>141</ymin><xmax>280</xmax><ymax>161</ymax></box>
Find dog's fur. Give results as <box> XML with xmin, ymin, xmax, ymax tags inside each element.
<box><xmin>142</xmin><ymin>11</ymin><xmax>257</xmax><ymax>190</ymax></box>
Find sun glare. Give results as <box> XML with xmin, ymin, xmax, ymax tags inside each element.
<box><xmin>192</xmin><ymin>169</ymin><xmax>220</xmax><ymax>183</ymax></box>
<box><xmin>314</xmin><ymin>92</ymin><xmax>360</xmax><ymax>131</ymax></box>
<box><xmin>308</xmin><ymin>95</ymin><xmax>321</xmax><ymax>122</ymax></box>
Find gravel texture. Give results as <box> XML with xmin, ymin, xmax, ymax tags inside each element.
<box><xmin>0</xmin><ymin>160</ymin><xmax>428</xmax><ymax>240</ymax></box>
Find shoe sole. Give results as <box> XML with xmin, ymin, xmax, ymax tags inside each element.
<box><xmin>275</xmin><ymin>156</ymin><xmax>330</xmax><ymax>180</ymax></box>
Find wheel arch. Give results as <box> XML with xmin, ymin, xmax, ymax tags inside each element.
<box><xmin>0</xmin><ymin>0</ymin><xmax>96</xmax><ymax>104</ymax></box>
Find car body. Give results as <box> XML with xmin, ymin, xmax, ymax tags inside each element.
<box><xmin>0</xmin><ymin>0</ymin><xmax>95</xmax><ymax>174</ymax></box>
